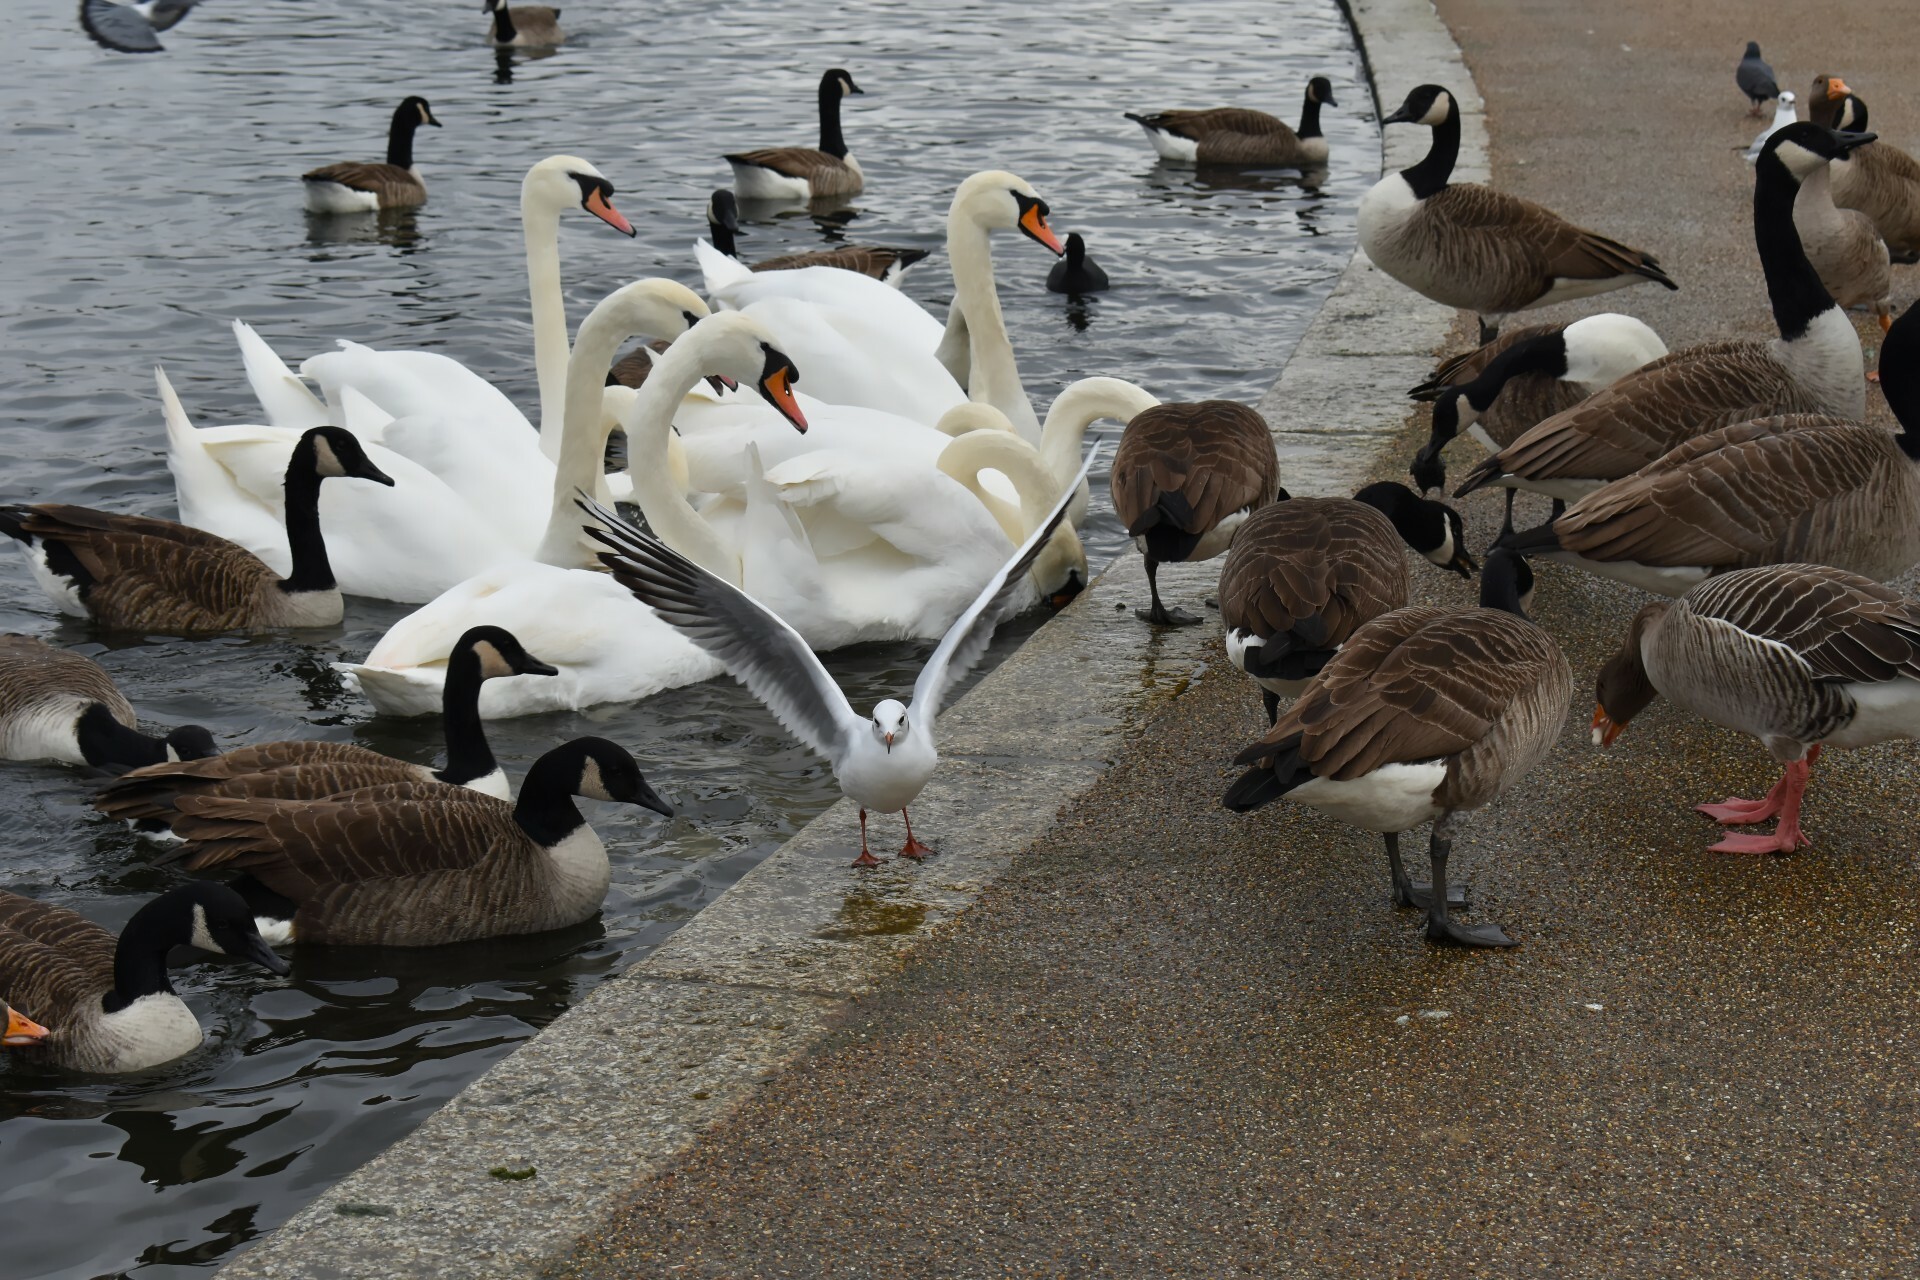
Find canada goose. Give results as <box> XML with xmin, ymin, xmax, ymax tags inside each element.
<box><xmin>1218</xmin><ymin>483</ymin><xmax>1477</xmax><ymax>724</ymax></box>
<box><xmin>2</xmin><ymin>1001</ymin><xmax>48</xmax><ymax>1047</ymax></box>
<box><xmin>93</xmin><ymin>627</ymin><xmax>555</xmax><ymax>834</ymax></box>
<box><xmin>1791</xmin><ymin>117</ymin><xmax>1893</xmax><ymax>333</ymax></box>
<box><xmin>165</xmin><ymin>738</ymin><xmax>670</xmax><ymax>946</ymax></box>
<box><xmin>1410</xmin><ymin>313</ymin><xmax>1668</xmax><ymax>530</ymax></box>
<box><xmin>1046</xmin><ymin>233</ymin><xmax>1109</xmax><ymax>294</ymax></box>
<box><xmin>79</xmin><ymin>0</ymin><xmax>196</xmax><ymax>53</ymax></box>
<box><xmin>302</xmin><ymin>97</ymin><xmax>442</xmax><ymax>215</ymax></box>
<box><xmin>0</xmin><ymin>635</ymin><xmax>214</xmax><ymax>770</ymax></box>
<box><xmin>704</xmin><ymin>190</ymin><xmax>927</xmax><ymax>283</ymax></box>
<box><xmin>1360</xmin><ymin>85</ymin><xmax>1677</xmax><ymax>341</ymax></box>
<box><xmin>1456</xmin><ymin>124</ymin><xmax>1871</xmax><ymax>509</ymax></box>
<box><xmin>0</xmin><ymin>881</ymin><xmax>288</xmax><ymax>1073</ymax></box>
<box><xmin>484</xmin><ymin>0</ymin><xmax>562</xmax><ymax>46</ymax></box>
<box><xmin>1223</xmin><ymin>549</ymin><xmax>1565</xmax><ymax>948</ymax></box>
<box><xmin>1737</xmin><ymin>42</ymin><xmax>1779</xmax><ymax>116</ymax></box>
<box><xmin>725</xmin><ymin>69</ymin><xmax>865</xmax><ymax>201</ymax></box>
<box><xmin>1112</xmin><ymin>400</ymin><xmax>1281</xmax><ymax>626</ymax></box>
<box><xmin>1592</xmin><ymin>564</ymin><xmax>1920</xmax><ymax>854</ymax></box>
<box><xmin>1499</xmin><ymin>303</ymin><xmax>1920</xmax><ymax>596</ymax></box>
<box><xmin>1809</xmin><ymin>80</ymin><xmax>1920</xmax><ymax>262</ymax></box>
<box><xmin>0</xmin><ymin>425</ymin><xmax>395</xmax><ymax>634</ymax></box>
<box><xmin>1124</xmin><ymin>76</ymin><xmax>1337</xmax><ymax>168</ymax></box>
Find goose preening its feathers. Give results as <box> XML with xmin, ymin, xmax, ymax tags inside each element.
<box><xmin>1125</xmin><ymin>76</ymin><xmax>1337</xmax><ymax>169</ymax></box>
<box><xmin>0</xmin><ymin>635</ymin><xmax>214</xmax><ymax>770</ymax></box>
<box><xmin>484</xmin><ymin>0</ymin><xmax>563</xmax><ymax>46</ymax></box>
<box><xmin>1112</xmin><ymin>399</ymin><xmax>1282</xmax><ymax>625</ymax></box>
<box><xmin>1360</xmin><ymin>85</ymin><xmax>1676</xmax><ymax>341</ymax></box>
<box><xmin>1593</xmin><ymin>565</ymin><xmax>1920</xmax><ymax>854</ymax></box>
<box><xmin>1222</xmin><ymin>550</ymin><xmax>1566</xmax><ymax>948</ymax></box>
<box><xmin>79</xmin><ymin>0</ymin><xmax>197</xmax><ymax>53</ymax></box>
<box><xmin>164</xmin><ymin>738</ymin><xmax>671</xmax><ymax>947</ymax></box>
<box><xmin>1456</xmin><ymin>124</ymin><xmax>1870</xmax><ymax>511</ymax></box>
<box><xmin>302</xmin><ymin>97</ymin><xmax>442</xmax><ymax>215</ymax></box>
<box><xmin>1499</xmin><ymin>303</ymin><xmax>1920</xmax><ymax>596</ymax></box>
<box><xmin>2</xmin><ymin>426</ymin><xmax>395</xmax><ymax>634</ymax></box>
<box><xmin>726</xmin><ymin>69</ymin><xmax>866</xmax><ymax>201</ymax></box>
<box><xmin>94</xmin><ymin>628</ymin><xmax>553</xmax><ymax>837</ymax></box>
<box><xmin>705</xmin><ymin>190</ymin><xmax>927</xmax><ymax>284</ymax></box>
<box><xmin>0</xmin><ymin>882</ymin><xmax>287</xmax><ymax>1073</ymax></box>
<box><xmin>584</xmin><ymin>447</ymin><xmax>1098</xmax><ymax>867</ymax></box>
<box><xmin>1218</xmin><ymin>483</ymin><xmax>1476</xmax><ymax>724</ymax></box>
<box><xmin>1810</xmin><ymin>80</ymin><xmax>1920</xmax><ymax>262</ymax></box>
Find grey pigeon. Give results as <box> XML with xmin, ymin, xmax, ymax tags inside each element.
<box><xmin>1736</xmin><ymin>41</ymin><xmax>1779</xmax><ymax>116</ymax></box>
<box><xmin>80</xmin><ymin>0</ymin><xmax>198</xmax><ymax>53</ymax></box>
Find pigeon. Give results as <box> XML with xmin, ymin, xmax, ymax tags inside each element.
<box><xmin>80</xmin><ymin>0</ymin><xmax>198</xmax><ymax>52</ymax></box>
<box><xmin>1737</xmin><ymin>41</ymin><xmax>1779</xmax><ymax>116</ymax></box>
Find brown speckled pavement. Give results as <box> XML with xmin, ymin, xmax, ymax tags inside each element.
<box><xmin>554</xmin><ymin>1</ymin><xmax>1920</xmax><ymax>1274</ymax></box>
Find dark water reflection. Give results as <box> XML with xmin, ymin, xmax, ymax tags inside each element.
<box><xmin>0</xmin><ymin>0</ymin><xmax>1371</xmax><ymax>1273</ymax></box>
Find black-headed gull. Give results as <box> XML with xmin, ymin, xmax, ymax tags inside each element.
<box><xmin>581</xmin><ymin>446</ymin><xmax>1099</xmax><ymax>866</ymax></box>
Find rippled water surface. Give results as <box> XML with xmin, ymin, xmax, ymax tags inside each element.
<box><xmin>0</xmin><ymin>0</ymin><xmax>1372</xmax><ymax>1273</ymax></box>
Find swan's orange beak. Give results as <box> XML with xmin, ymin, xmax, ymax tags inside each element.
<box><xmin>1591</xmin><ymin>704</ymin><xmax>1626</xmax><ymax>748</ymax></box>
<box><xmin>1020</xmin><ymin>202</ymin><xmax>1065</xmax><ymax>256</ymax></box>
<box><xmin>4</xmin><ymin>1005</ymin><xmax>49</xmax><ymax>1047</ymax></box>
<box><xmin>1827</xmin><ymin>77</ymin><xmax>1853</xmax><ymax>100</ymax></box>
<box><xmin>760</xmin><ymin>364</ymin><xmax>807</xmax><ymax>432</ymax></box>
<box><xmin>585</xmin><ymin>188</ymin><xmax>636</xmax><ymax>237</ymax></box>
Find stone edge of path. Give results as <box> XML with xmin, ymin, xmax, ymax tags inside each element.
<box><xmin>213</xmin><ymin>4</ymin><xmax>1485</xmax><ymax>1275</ymax></box>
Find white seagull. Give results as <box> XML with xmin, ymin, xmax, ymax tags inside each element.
<box><xmin>581</xmin><ymin>446</ymin><xmax>1100</xmax><ymax>866</ymax></box>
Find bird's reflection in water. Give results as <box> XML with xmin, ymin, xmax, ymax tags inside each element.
<box><xmin>493</xmin><ymin>44</ymin><xmax>560</xmax><ymax>83</ymax></box>
<box><xmin>303</xmin><ymin>209</ymin><xmax>426</xmax><ymax>253</ymax></box>
<box><xmin>1061</xmin><ymin>297</ymin><xmax>1095</xmax><ymax>333</ymax></box>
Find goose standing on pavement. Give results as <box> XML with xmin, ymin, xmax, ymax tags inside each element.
<box><xmin>1737</xmin><ymin>42</ymin><xmax>1779</xmax><ymax>116</ymax></box>
<box><xmin>703</xmin><ymin>190</ymin><xmax>927</xmax><ymax>283</ymax></box>
<box><xmin>726</xmin><ymin>69</ymin><xmax>866</xmax><ymax>200</ymax></box>
<box><xmin>1359</xmin><ymin>85</ymin><xmax>1676</xmax><ymax>341</ymax></box>
<box><xmin>0</xmin><ymin>882</ymin><xmax>288</xmax><ymax>1073</ymax></box>
<box><xmin>0</xmin><ymin>427</ymin><xmax>394</xmax><ymax>633</ymax></box>
<box><xmin>165</xmin><ymin>738</ymin><xmax>671</xmax><ymax>947</ymax></box>
<box><xmin>302</xmin><ymin>96</ymin><xmax>441</xmax><ymax>214</ymax></box>
<box><xmin>585</xmin><ymin>449</ymin><xmax>1098</xmax><ymax>867</ymax></box>
<box><xmin>94</xmin><ymin>628</ymin><xmax>554</xmax><ymax>835</ymax></box>
<box><xmin>1124</xmin><ymin>76</ymin><xmax>1337</xmax><ymax>168</ymax></box>
<box><xmin>1456</xmin><ymin>124</ymin><xmax>1870</xmax><ymax>509</ymax></box>
<box><xmin>1112</xmin><ymin>400</ymin><xmax>1281</xmax><ymax>625</ymax></box>
<box><xmin>484</xmin><ymin>0</ymin><xmax>563</xmax><ymax>45</ymax></box>
<box><xmin>1222</xmin><ymin>550</ymin><xmax>1566</xmax><ymax>949</ymax></box>
<box><xmin>0</xmin><ymin>635</ymin><xmax>214</xmax><ymax>769</ymax></box>
<box><xmin>1409</xmin><ymin>313</ymin><xmax>1668</xmax><ymax>529</ymax></box>
<box><xmin>1500</xmin><ymin>300</ymin><xmax>1920</xmax><ymax>596</ymax></box>
<box><xmin>1809</xmin><ymin>80</ymin><xmax>1920</xmax><ymax>261</ymax></box>
<box><xmin>1218</xmin><ymin>483</ymin><xmax>1477</xmax><ymax>724</ymax></box>
<box><xmin>1592</xmin><ymin>564</ymin><xmax>1920</xmax><ymax>855</ymax></box>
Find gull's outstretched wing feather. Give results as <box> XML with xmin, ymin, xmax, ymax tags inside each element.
<box><xmin>582</xmin><ymin>497</ymin><xmax>863</xmax><ymax>761</ymax></box>
<box><xmin>80</xmin><ymin>0</ymin><xmax>164</xmax><ymax>50</ymax></box>
<box><xmin>909</xmin><ymin>445</ymin><xmax>1102</xmax><ymax>728</ymax></box>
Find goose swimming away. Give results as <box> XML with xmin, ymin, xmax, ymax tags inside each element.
<box><xmin>1737</xmin><ymin>41</ymin><xmax>1779</xmax><ymax>116</ymax></box>
<box><xmin>79</xmin><ymin>0</ymin><xmax>197</xmax><ymax>53</ymax></box>
<box><xmin>582</xmin><ymin>447</ymin><xmax>1099</xmax><ymax>867</ymax></box>
<box><xmin>303</xmin><ymin>96</ymin><xmax>442</xmax><ymax>214</ymax></box>
<box><xmin>1745</xmin><ymin>91</ymin><xmax>1798</xmax><ymax>163</ymax></box>
<box><xmin>1046</xmin><ymin>233</ymin><xmax>1110</xmax><ymax>294</ymax></box>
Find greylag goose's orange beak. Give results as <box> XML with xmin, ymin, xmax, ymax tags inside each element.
<box><xmin>4</xmin><ymin>1005</ymin><xmax>49</xmax><ymax>1047</ymax></box>
<box><xmin>1827</xmin><ymin>77</ymin><xmax>1852</xmax><ymax>100</ymax></box>
<box><xmin>1591</xmin><ymin>704</ymin><xmax>1627</xmax><ymax>748</ymax></box>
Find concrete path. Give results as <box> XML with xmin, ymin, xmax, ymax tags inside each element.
<box><xmin>554</xmin><ymin>3</ymin><xmax>1920</xmax><ymax>1275</ymax></box>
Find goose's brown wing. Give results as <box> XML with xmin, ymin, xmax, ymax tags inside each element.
<box><xmin>608</xmin><ymin>339</ymin><xmax>673</xmax><ymax>390</ymax></box>
<box><xmin>1423</xmin><ymin>185</ymin><xmax>1675</xmax><ymax>312</ymax></box>
<box><xmin>302</xmin><ymin>163</ymin><xmax>425</xmax><ymax>206</ymax></box>
<box><xmin>0</xmin><ymin>635</ymin><xmax>134</xmax><ymax>725</ymax></box>
<box><xmin>96</xmin><ymin>745</ymin><xmax>419</xmax><ymax>823</ymax></box>
<box><xmin>1687</xmin><ymin>565</ymin><xmax>1920</xmax><ymax>684</ymax></box>
<box><xmin>1411</xmin><ymin>323</ymin><xmax>1562</xmax><ymax>398</ymax></box>
<box><xmin>1218</xmin><ymin>499</ymin><xmax>1408</xmax><ymax>647</ymax></box>
<box><xmin>0</xmin><ymin>891</ymin><xmax>115</xmax><ymax>1031</ymax></box>
<box><xmin>1110</xmin><ymin>401</ymin><xmax>1279</xmax><ymax>535</ymax></box>
<box><xmin>724</xmin><ymin>148</ymin><xmax>858</xmax><ymax>193</ymax></box>
<box><xmin>752</xmin><ymin>246</ymin><xmax>927</xmax><ymax>278</ymax></box>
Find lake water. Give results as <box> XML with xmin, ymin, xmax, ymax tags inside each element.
<box><xmin>0</xmin><ymin>0</ymin><xmax>1371</xmax><ymax>1273</ymax></box>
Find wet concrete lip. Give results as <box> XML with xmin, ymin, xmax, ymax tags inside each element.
<box><xmin>210</xmin><ymin>1</ymin><xmax>1485</xmax><ymax>1275</ymax></box>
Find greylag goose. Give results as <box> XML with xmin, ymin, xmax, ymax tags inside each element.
<box><xmin>1809</xmin><ymin>80</ymin><xmax>1920</xmax><ymax>262</ymax></box>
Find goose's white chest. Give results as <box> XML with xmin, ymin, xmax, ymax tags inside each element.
<box><xmin>68</xmin><ymin>993</ymin><xmax>204</xmax><ymax>1074</ymax></box>
<box><xmin>0</xmin><ymin>694</ymin><xmax>91</xmax><ymax>765</ymax></box>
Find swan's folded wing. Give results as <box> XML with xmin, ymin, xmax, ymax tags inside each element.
<box><xmin>582</xmin><ymin>498</ymin><xmax>863</xmax><ymax>760</ymax></box>
<box><xmin>910</xmin><ymin>446</ymin><xmax>1100</xmax><ymax>725</ymax></box>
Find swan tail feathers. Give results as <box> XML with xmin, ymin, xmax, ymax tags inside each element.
<box><xmin>233</xmin><ymin>320</ymin><xmax>330</xmax><ymax>429</ymax></box>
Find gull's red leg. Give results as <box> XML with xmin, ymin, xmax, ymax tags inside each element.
<box><xmin>898</xmin><ymin>809</ymin><xmax>935</xmax><ymax>860</ymax></box>
<box><xmin>852</xmin><ymin>807</ymin><xmax>883</xmax><ymax>868</ymax></box>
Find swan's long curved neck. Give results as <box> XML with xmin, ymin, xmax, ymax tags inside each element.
<box><xmin>537</xmin><ymin>302</ymin><xmax>641</xmax><ymax>566</ymax></box>
<box><xmin>523</xmin><ymin>195</ymin><xmax>570</xmax><ymax>460</ymax></box>
<box><xmin>1037</xmin><ymin>378</ymin><xmax>1162</xmax><ymax>494</ymax></box>
<box><xmin>939</xmin><ymin>433</ymin><xmax>1057</xmax><ymax>539</ymax></box>
<box><xmin>948</xmin><ymin>216</ymin><xmax>1034</xmax><ymax>441</ymax></box>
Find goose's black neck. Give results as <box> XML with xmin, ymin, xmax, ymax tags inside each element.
<box><xmin>1753</xmin><ymin>154</ymin><xmax>1837</xmax><ymax>342</ymax></box>
<box><xmin>75</xmin><ymin>703</ymin><xmax>167</xmax><ymax>770</ymax></box>
<box><xmin>434</xmin><ymin>643</ymin><xmax>499</xmax><ymax>787</ymax></box>
<box><xmin>1466</xmin><ymin>331</ymin><xmax>1571</xmax><ymax>410</ymax></box>
<box><xmin>818</xmin><ymin>78</ymin><xmax>849</xmax><ymax>158</ymax></box>
<box><xmin>277</xmin><ymin>436</ymin><xmax>338</xmax><ymax>597</ymax></box>
<box><xmin>1881</xmin><ymin>311</ymin><xmax>1920</xmax><ymax>459</ymax></box>
<box><xmin>1297</xmin><ymin>89</ymin><xmax>1324</xmax><ymax>141</ymax></box>
<box><xmin>1401</xmin><ymin>101</ymin><xmax>1459</xmax><ymax>200</ymax></box>
<box><xmin>514</xmin><ymin>746</ymin><xmax>589</xmax><ymax>848</ymax></box>
<box><xmin>708</xmin><ymin>213</ymin><xmax>739</xmax><ymax>258</ymax></box>
<box><xmin>386</xmin><ymin>102</ymin><xmax>425</xmax><ymax>168</ymax></box>
<box><xmin>103</xmin><ymin>902</ymin><xmax>179</xmax><ymax>1013</ymax></box>
<box><xmin>1478</xmin><ymin>550</ymin><xmax>1533</xmax><ymax>619</ymax></box>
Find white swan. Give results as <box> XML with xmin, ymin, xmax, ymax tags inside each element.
<box><xmin>693</xmin><ymin>170</ymin><xmax>1067</xmax><ymax>434</ymax></box>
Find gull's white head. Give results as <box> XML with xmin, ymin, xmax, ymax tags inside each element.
<box><xmin>871</xmin><ymin>699</ymin><xmax>909</xmax><ymax>751</ymax></box>
<box><xmin>951</xmin><ymin>170</ymin><xmax>1065</xmax><ymax>256</ymax></box>
<box><xmin>523</xmin><ymin>155</ymin><xmax>635</xmax><ymax>235</ymax></box>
